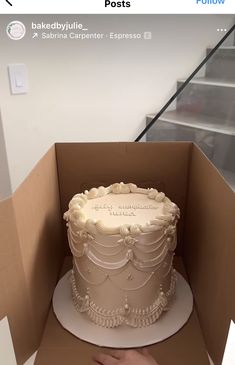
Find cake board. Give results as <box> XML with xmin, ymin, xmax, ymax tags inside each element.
<box><xmin>52</xmin><ymin>270</ymin><xmax>193</xmax><ymax>348</ymax></box>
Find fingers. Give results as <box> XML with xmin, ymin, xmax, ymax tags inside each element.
<box><xmin>93</xmin><ymin>348</ymin><xmax>156</xmax><ymax>365</ymax></box>
<box><xmin>93</xmin><ymin>352</ymin><xmax>119</xmax><ymax>365</ymax></box>
<box><xmin>140</xmin><ymin>347</ymin><xmax>150</xmax><ymax>356</ymax></box>
<box><xmin>109</xmin><ymin>349</ymin><xmax>125</xmax><ymax>359</ymax></box>
<box><xmin>110</xmin><ymin>348</ymin><xmax>150</xmax><ymax>360</ymax></box>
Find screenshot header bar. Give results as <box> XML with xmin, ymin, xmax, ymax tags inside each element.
<box><xmin>0</xmin><ymin>0</ymin><xmax>234</xmax><ymax>14</ymax></box>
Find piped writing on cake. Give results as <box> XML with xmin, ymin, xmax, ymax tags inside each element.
<box><xmin>91</xmin><ymin>203</ymin><xmax>158</xmax><ymax>217</ymax></box>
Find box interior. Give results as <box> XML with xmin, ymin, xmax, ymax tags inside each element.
<box><xmin>183</xmin><ymin>146</ymin><xmax>235</xmax><ymax>365</ymax></box>
<box><xmin>0</xmin><ymin>197</ymin><xmax>36</xmax><ymax>364</ymax></box>
<box><xmin>0</xmin><ymin>142</ymin><xmax>234</xmax><ymax>365</ymax></box>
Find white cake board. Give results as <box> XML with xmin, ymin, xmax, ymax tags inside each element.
<box><xmin>53</xmin><ymin>270</ymin><xmax>193</xmax><ymax>348</ymax></box>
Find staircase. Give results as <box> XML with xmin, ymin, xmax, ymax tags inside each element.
<box><xmin>146</xmin><ymin>46</ymin><xmax>235</xmax><ymax>191</ymax></box>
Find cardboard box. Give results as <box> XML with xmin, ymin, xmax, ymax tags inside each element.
<box><xmin>0</xmin><ymin>142</ymin><xmax>234</xmax><ymax>365</ymax></box>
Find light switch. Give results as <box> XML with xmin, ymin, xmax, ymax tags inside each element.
<box><xmin>8</xmin><ymin>64</ymin><xmax>29</xmax><ymax>94</ymax></box>
<box><xmin>15</xmin><ymin>72</ymin><xmax>24</xmax><ymax>87</ymax></box>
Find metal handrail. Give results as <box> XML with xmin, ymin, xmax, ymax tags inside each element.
<box><xmin>135</xmin><ymin>23</ymin><xmax>235</xmax><ymax>142</ymax></box>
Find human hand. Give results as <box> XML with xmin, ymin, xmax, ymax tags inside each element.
<box><xmin>93</xmin><ymin>348</ymin><xmax>159</xmax><ymax>365</ymax></box>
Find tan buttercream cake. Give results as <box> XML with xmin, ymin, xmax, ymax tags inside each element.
<box><xmin>64</xmin><ymin>183</ymin><xmax>180</xmax><ymax>328</ymax></box>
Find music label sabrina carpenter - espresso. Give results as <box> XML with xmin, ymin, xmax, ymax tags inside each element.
<box><xmin>41</xmin><ymin>32</ymin><xmax>142</xmax><ymax>40</ymax></box>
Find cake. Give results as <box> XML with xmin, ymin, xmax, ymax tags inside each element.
<box><xmin>64</xmin><ymin>182</ymin><xmax>180</xmax><ymax>328</ymax></box>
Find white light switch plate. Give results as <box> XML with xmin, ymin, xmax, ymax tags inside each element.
<box><xmin>8</xmin><ymin>64</ymin><xmax>29</xmax><ymax>94</ymax></box>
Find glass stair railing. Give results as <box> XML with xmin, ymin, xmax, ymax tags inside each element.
<box><xmin>136</xmin><ymin>24</ymin><xmax>235</xmax><ymax>192</ymax></box>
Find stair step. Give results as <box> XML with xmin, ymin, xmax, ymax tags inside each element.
<box><xmin>219</xmin><ymin>169</ymin><xmax>235</xmax><ymax>192</ymax></box>
<box><xmin>216</xmin><ymin>46</ymin><xmax>235</xmax><ymax>49</ymax></box>
<box><xmin>146</xmin><ymin>111</ymin><xmax>235</xmax><ymax>136</ymax></box>
<box><xmin>205</xmin><ymin>47</ymin><xmax>235</xmax><ymax>80</ymax></box>
<box><xmin>207</xmin><ymin>46</ymin><xmax>235</xmax><ymax>52</ymax></box>
<box><xmin>146</xmin><ymin>115</ymin><xmax>215</xmax><ymax>159</ymax></box>
<box><xmin>146</xmin><ymin>111</ymin><xmax>235</xmax><ymax>171</ymax></box>
<box><xmin>178</xmin><ymin>77</ymin><xmax>235</xmax><ymax>88</ymax></box>
<box><xmin>176</xmin><ymin>78</ymin><xmax>235</xmax><ymax>121</ymax></box>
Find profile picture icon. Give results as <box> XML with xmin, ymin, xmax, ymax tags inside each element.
<box><xmin>6</xmin><ymin>21</ymin><xmax>26</xmax><ymax>40</ymax></box>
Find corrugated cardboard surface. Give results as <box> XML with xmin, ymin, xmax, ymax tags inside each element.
<box><xmin>56</xmin><ymin>142</ymin><xmax>192</xmax><ymax>255</ymax></box>
<box><xmin>0</xmin><ymin>146</ymin><xmax>64</xmax><ymax>364</ymax></box>
<box><xmin>0</xmin><ymin>198</ymin><xmax>36</xmax><ymax>364</ymax></box>
<box><xmin>35</xmin><ymin>256</ymin><xmax>210</xmax><ymax>365</ymax></box>
<box><xmin>184</xmin><ymin>145</ymin><xmax>235</xmax><ymax>365</ymax></box>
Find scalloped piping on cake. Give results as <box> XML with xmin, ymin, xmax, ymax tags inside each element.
<box><xmin>70</xmin><ymin>269</ymin><xmax>177</xmax><ymax>328</ymax></box>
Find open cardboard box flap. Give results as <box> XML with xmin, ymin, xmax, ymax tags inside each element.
<box><xmin>0</xmin><ymin>142</ymin><xmax>234</xmax><ymax>365</ymax></box>
<box><xmin>0</xmin><ymin>145</ymin><xmax>64</xmax><ymax>364</ymax></box>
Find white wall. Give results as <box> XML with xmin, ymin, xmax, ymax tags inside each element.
<box><xmin>0</xmin><ymin>14</ymin><xmax>234</xmax><ymax>196</ymax></box>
